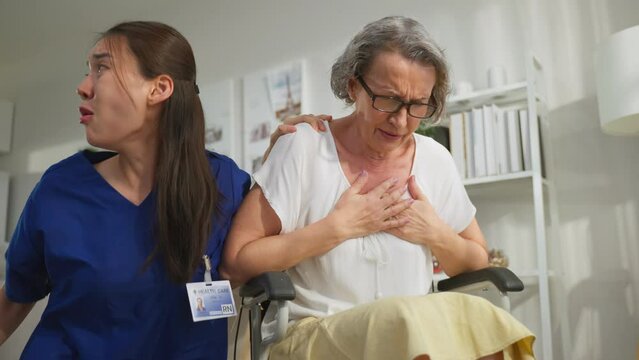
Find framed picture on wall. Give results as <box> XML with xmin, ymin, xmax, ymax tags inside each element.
<box><xmin>242</xmin><ymin>60</ymin><xmax>304</xmax><ymax>173</ymax></box>
<box><xmin>199</xmin><ymin>79</ymin><xmax>235</xmax><ymax>159</ymax></box>
<box><xmin>267</xmin><ymin>62</ymin><xmax>302</xmax><ymax>123</ymax></box>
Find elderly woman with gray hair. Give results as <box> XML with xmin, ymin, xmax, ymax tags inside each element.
<box><xmin>221</xmin><ymin>16</ymin><xmax>535</xmax><ymax>359</ymax></box>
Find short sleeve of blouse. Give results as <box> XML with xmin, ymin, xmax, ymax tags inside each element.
<box><xmin>415</xmin><ymin>136</ymin><xmax>476</xmax><ymax>233</ymax></box>
<box><xmin>435</xmin><ymin>147</ymin><xmax>476</xmax><ymax>233</ymax></box>
<box><xmin>252</xmin><ymin>124</ymin><xmax>314</xmax><ymax>234</ymax></box>
<box><xmin>441</xmin><ymin>170</ymin><xmax>476</xmax><ymax>232</ymax></box>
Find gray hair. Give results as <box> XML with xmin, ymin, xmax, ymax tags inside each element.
<box><xmin>330</xmin><ymin>16</ymin><xmax>449</xmax><ymax>120</ymax></box>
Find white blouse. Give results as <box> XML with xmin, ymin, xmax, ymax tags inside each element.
<box><xmin>253</xmin><ymin>122</ymin><xmax>475</xmax><ymax>321</ymax></box>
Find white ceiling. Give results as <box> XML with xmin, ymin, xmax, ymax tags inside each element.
<box><xmin>0</xmin><ymin>0</ymin><xmax>379</xmax><ymax>100</ymax></box>
<box><xmin>1</xmin><ymin>0</ymin><xmax>480</xmax><ymax>101</ymax></box>
<box><xmin>2</xmin><ymin>1</ymin><xmax>118</xmax><ymax>97</ymax></box>
<box><xmin>0</xmin><ymin>0</ymin><xmax>232</xmax><ymax>99</ymax></box>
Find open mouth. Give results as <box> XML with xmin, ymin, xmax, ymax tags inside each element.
<box><xmin>379</xmin><ymin>129</ymin><xmax>401</xmax><ymax>138</ymax></box>
<box><xmin>79</xmin><ymin>106</ymin><xmax>94</xmax><ymax>116</ymax></box>
<box><xmin>79</xmin><ymin>106</ymin><xmax>94</xmax><ymax>123</ymax></box>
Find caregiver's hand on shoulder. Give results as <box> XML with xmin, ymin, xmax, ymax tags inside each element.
<box><xmin>263</xmin><ymin>114</ymin><xmax>333</xmax><ymax>163</ymax></box>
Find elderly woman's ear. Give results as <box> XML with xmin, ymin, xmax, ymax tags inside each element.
<box><xmin>346</xmin><ymin>77</ymin><xmax>357</xmax><ymax>102</ymax></box>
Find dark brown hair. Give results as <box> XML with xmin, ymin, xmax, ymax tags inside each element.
<box><xmin>102</xmin><ymin>21</ymin><xmax>218</xmax><ymax>283</ymax></box>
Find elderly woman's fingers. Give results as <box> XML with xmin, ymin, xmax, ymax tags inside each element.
<box><xmin>348</xmin><ymin>170</ymin><xmax>369</xmax><ymax>195</ymax></box>
<box><xmin>380</xmin><ymin>187</ymin><xmax>403</xmax><ymax>207</ymax></box>
<box><xmin>384</xmin><ymin>198</ymin><xmax>414</xmax><ymax>218</ymax></box>
<box><xmin>382</xmin><ymin>215</ymin><xmax>410</xmax><ymax>230</ymax></box>
<box><xmin>407</xmin><ymin>175</ymin><xmax>429</xmax><ymax>203</ymax></box>
<box><xmin>380</xmin><ymin>181</ymin><xmax>402</xmax><ymax>197</ymax></box>
<box><xmin>369</xmin><ymin>177</ymin><xmax>399</xmax><ymax>198</ymax></box>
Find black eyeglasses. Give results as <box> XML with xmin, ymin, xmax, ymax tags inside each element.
<box><xmin>356</xmin><ymin>76</ymin><xmax>437</xmax><ymax>119</ymax></box>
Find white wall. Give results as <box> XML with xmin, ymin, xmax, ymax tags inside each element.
<box><xmin>0</xmin><ymin>0</ymin><xmax>528</xmax><ymax>174</ymax></box>
<box><xmin>0</xmin><ymin>172</ymin><xmax>8</xmax><ymax>244</ymax></box>
<box><xmin>521</xmin><ymin>0</ymin><xmax>639</xmax><ymax>358</ymax></box>
<box><xmin>0</xmin><ymin>172</ymin><xmax>8</xmax><ymax>281</ymax></box>
<box><xmin>1</xmin><ymin>0</ymin><xmax>638</xmax><ymax>358</ymax></box>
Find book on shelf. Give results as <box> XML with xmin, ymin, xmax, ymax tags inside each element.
<box><xmin>471</xmin><ymin>107</ymin><xmax>487</xmax><ymax>177</ymax></box>
<box><xmin>482</xmin><ymin>105</ymin><xmax>498</xmax><ymax>176</ymax></box>
<box><xmin>493</xmin><ymin>104</ymin><xmax>510</xmax><ymax>175</ymax></box>
<box><xmin>449</xmin><ymin>112</ymin><xmax>467</xmax><ymax>178</ymax></box>
<box><xmin>447</xmin><ymin>103</ymin><xmax>540</xmax><ymax>181</ymax></box>
<box><xmin>519</xmin><ymin>109</ymin><xmax>532</xmax><ymax>171</ymax></box>
<box><xmin>538</xmin><ymin>115</ymin><xmax>547</xmax><ymax>179</ymax></box>
<box><xmin>506</xmin><ymin>109</ymin><xmax>524</xmax><ymax>172</ymax></box>
<box><xmin>463</xmin><ymin>111</ymin><xmax>475</xmax><ymax>179</ymax></box>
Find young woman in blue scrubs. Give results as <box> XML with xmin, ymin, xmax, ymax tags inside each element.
<box><xmin>0</xmin><ymin>21</ymin><xmax>251</xmax><ymax>359</ymax></box>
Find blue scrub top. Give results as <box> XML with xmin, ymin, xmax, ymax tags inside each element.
<box><xmin>4</xmin><ymin>150</ymin><xmax>250</xmax><ymax>359</ymax></box>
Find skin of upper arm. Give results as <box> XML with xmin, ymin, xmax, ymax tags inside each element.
<box><xmin>220</xmin><ymin>185</ymin><xmax>282</xmax><ymax>281</ymax></box>
<box><xmin>0</xmin><ymin>286</ymin><xmax>36</xmax><ymax>345</ymax></box>
<box><xmin>436</xmin><ymin>217</ymin><xmax>489</xmax><ymax>277</ymax></box>
<box><xmin>459</xmin><ymin>217</ymin><xmax>489</xmax><ymax>257</ymax></box>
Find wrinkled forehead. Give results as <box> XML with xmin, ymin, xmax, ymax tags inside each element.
<box><xmin>87</xmin><ymin>36</ymin><xmax>133</xmax><ymax>65</ymax></box>
<box><xmin>366</xmin><ymin>52</ymin><xmax>437</xmax><ymax>85</ymax></box>
<box><xmin>366</xmin><ymin>50</ymin><xmax>436</xmax><ymax>75</ymax></box>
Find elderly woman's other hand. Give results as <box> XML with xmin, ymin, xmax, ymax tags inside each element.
<box><xmin>387</xmin><ymin>175</ymin><xmax>452</xmax><ymax>247</ymax></box>
<box><xmin>328</xmin><ymin>171</ymin><xmax>413</xmax><ymax>241</ymax></box>
<box><xmin>263</xmin><ymin>114</ymin><xmax>333</xmax><ymax>163</ymax></box>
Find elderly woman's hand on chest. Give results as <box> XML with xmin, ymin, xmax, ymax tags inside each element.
<box><xmin>386</xmin><ymin>175</ymin><xmax>453</xmax><ymax>247</ymax></box>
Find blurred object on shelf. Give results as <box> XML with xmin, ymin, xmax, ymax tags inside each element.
<box><xmin>487</xmin><ymin>65</ymin><xmax>507</xmax><ymax>88</ymax></box>
<box><xmin>433</xmin><ymin>256</ymin><xmax>442</xmax><ymax>274</ymax></box>
<box><xmin>415</xmin><ymin>124</ymin><xmax>449</xmax><ymax>151</ymax></box>
<box><xmin>488</xmin><ymin>248</ymin><xmax>509</xmax><ymax>268</ymax></box>
<box><xmin>453</xmin><ymin>81</ymin><xmax>473</xmax><ymax>96</ymax></box>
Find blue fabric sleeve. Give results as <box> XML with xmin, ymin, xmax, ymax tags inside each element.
<box><xmin>207</xmin><ymin>156</ymin><xmax>250</xmax><ymax>280</ymax></box>
<box><xmin>231</xmin><ymin>160</ymin><xmax>251</xmax><ymax>214</ymax></box>
<box><xmin>4</xmin><ymin>191</ymin><xmax>50</xmax><ymax>303</ymax></box>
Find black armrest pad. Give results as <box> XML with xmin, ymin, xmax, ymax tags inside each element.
<box><xmin>239</xmin><ymin>272</ymin><xmax>296</xmax><ymax>301</ymax></box>
<box><xmin>436</xmin><ymin>267</ymin><xmax>524</xmax><ymax>293</ymax></box>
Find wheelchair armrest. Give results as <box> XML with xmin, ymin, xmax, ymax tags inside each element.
<box><xmin>239</xmin><ymin>272</ymin><xmax>296</xmax><ymax>301</ymax></box>
<box><xmin>436</xmin><ymin>267</ymin><xmax>524</xmax><ymax>293</ymax></box>
<box><xmin>240</xmin><ymin>272</ymin><xmax>296</xmax><ymax>359</ymax></box>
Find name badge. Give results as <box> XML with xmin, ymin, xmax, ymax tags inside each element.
<box><xmin>186</xmin><ymin>280</ymin><xmax>237</xmax><ymax>322</ymax></box>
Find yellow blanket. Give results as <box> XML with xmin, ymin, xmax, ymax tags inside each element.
<box><xmin>270</xmin><ymin>292</ymin><xmax>535</xmax><ymax>360</ymax></box>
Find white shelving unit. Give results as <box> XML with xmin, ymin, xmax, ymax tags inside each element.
<box><xmin>445</xmin><ymin>55</ymin><xmax>556</xmax><ymax>360</ymax></box>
